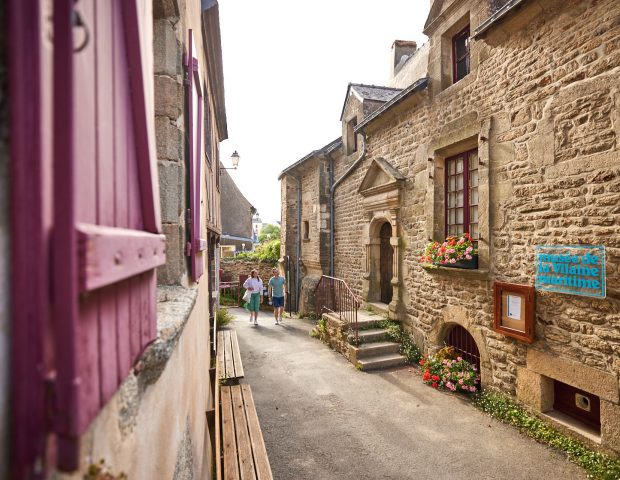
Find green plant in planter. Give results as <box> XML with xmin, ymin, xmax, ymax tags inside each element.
<box><xmin>420</xmin><ymin>232</ymin><xmax>477</xmax><ymax>268</ymax></box>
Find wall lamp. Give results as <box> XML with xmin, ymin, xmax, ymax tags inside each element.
<box><xmin>221</xmin><ymin>150</ymin><xmax>240</xmax><ymax>172</ymax></box>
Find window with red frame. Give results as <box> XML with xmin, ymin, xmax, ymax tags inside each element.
<box><xmin>446</xmin><ymin>149</ymin><xmax>479</xmax><ymax>240</ymax></box>
<box><xmin>452</xmin><ymin>26</ymin><xmax>470</xmax><ymax>83</ymax></box>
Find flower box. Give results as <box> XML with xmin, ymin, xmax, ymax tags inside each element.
<box><xmin>440</xmin><ymin>254</ymin><xmax>478</xmax><ymax>270</ymax></box>
<box><xmin>419</xmin><ymin>233</ymin><xmax>478</xmax><ymax>270</ymax></box>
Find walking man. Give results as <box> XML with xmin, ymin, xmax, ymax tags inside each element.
<box><xmin>268</xmin><ymin>267</ymin><xmax>287</xmax><ymax>325</ymax></box>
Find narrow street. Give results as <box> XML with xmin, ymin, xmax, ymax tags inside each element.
<box><xmin>229</xmin><ymin>307</ymin><xmax>585</xmax><ymax>480</ymax></box>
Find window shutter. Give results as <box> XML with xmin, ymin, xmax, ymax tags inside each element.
<box><xmin>186</xmin><ymin>29</ymin><xmax>207</xmax><ymax>281</ymax></box>
<box><xmin>51</xmin><ymin>0</ymin><xmax>165</xmax><ymax>470</ymax></box>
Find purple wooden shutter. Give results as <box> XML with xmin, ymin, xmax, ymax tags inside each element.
<box><xmin>9</xmin><ymin>0</ymin><xmax>55</xmax><ymax>477</ymax></box>
<box><xmin>186</xmin><ymin>29</ymin><xmax>206</xmax><ymax>281</ymax></box>
<box><xmin>51</xmin><ymin>0</ymin><xmax>165</xmax><ymax>471</ymax></box>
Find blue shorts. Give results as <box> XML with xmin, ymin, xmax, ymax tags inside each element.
<box><xmin>272</xmin><ymin>296</ymin><xmax>285</xmax><ymax>308</ymax></box>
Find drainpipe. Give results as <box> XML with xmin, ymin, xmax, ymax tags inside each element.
<box><xmin>294</xmin><ymin>175</ymin><xmax>302</xmax><ymax>311</ymax></box>
<box><xmin>329</xmin><ymin>132</ymin><xmax>367</xmax><ymax>277</ymax></box>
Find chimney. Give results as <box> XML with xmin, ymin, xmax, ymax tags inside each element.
<box><xmin>391</xmin><ymin>40</ymin><xmax>417</xmax><ymax>78</ymax></box>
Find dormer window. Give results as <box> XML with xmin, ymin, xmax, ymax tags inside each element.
<box><xmin>345</xmin><ymin>117</ymin><xmax>358</xmax><ymax>155</ymax></box>
<box><xmin>452</xmin><ymin>26</ymin><xmax>470</xmax><ymax>83</ymax></box>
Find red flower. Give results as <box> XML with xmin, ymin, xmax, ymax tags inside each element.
<box><xmin>422</xmin><ymin>370</ymin><xmax>430</xmax><ymax>381</ymax></box>
<box><xmin>432</xmin><ymin>382</ymin><xmax>438</xmax><ymax>389</ymax></box>
<box><xmin>431</xmin><ymin>375</ymin><xmax>439</xmax><ymax>381</ymax></box>
<box><xmin>419</xmin><ymin>359</ymin><xmax>425</xmax><ymax>366</ymax></box>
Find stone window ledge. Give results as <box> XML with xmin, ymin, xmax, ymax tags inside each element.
<box><xmin>423</xmin><ymin>266</ymin><xmax>490</xmax><ymax>280</ymax></box>
<box><xmin>136</xmin><ymin>285</ymin><xmax>199</xmax><ymax>387</ymax></box>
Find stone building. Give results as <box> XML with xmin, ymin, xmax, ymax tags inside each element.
<box><xmin>6</xmin><ymin>0</ymin><xmax>228</xmax><ymax>477</ymax></box>
<box><xmin>220</xmin><ymin>167</ymin><xmax>256</xmax><ymax>256</ymax></box>
<box><xmin>280</xmin><ymin>0</ymin><xmax>620</xmax><ymax>455</ymax></box>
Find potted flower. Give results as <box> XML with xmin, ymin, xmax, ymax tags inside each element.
<box><xmin>420</xmin><ymin>347</ymin><xmax>480</xmax><ymax>392</ymax></box>
<box><xmin>419</xmin><ymin>233</ymin><xmax>478</xmax><ymax>269</ymax></box>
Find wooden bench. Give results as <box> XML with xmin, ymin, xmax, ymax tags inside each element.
<box><xmin>217</xmin><ymin>330</ymin><xmax>245</xmax><ymax>384</ymax></box>
<box><xmin>220</xmin><ymin>384</ymin><xmax>273</xmax><ymax>480</ymax></box>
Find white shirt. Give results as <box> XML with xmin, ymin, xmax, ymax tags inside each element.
<box><xmin>243</xmin><ymin>277</ymin><xmax>263</xmax><ymax>293</ymax></box>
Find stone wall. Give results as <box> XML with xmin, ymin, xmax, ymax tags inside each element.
<box><xmin>220</xmin><ymin>259</ymin><xmax>276</xmax><ymax>286</ymax></box>
<box><xmin>388</xmin><ymin>41</ymin><xmax>430</xmax><ymax>89</ymax></box>
<box><xmin>0</xmin><ymin>0</ymin><xmax>9</xmax><ymax>474</ymax></box>
<box><xmin>154</xmin><ymin>2</ymin><xmax>188</xmax><ymax>286</ymax></box>
<box><xmin>328</xmin><ymin>0</ymin><xmax>620</xmax><ymax>453</ymax></box>
<box><xmin>56</xmin><ymin>284</ymin><xmax>212</xmax><ymax>480</ymax></box>
<box><xmin>220</xmin><ymin>168</ymin><xmax>254</xmax><ymax>240</ymax></box>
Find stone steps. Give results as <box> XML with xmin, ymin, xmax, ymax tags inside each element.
<box><xmin>356</xmin><ymin>328</ymin><xmax>388</xmax><ymax>343</ymax></box>
<box><xmin>353</xmin><ymin>341</ymin><xmax>401</xmax><ymax>359</ymax></box>
<box><xmin>356</xmin><ymin>353</ymin><xmax>407</xmax><ymax>371</ymax></box>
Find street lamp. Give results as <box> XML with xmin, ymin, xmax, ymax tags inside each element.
<box><xmin>221</xmin><ymin>150</ymin><xmax>240</xmax><ymax>171</ymax></box>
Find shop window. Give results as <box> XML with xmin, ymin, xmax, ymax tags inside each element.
<box><xmin>452</xmin><ymin>26</ymin><xmax>470</xmax><ymax>83</ymax></box>
<box><xmin>445</xmin><ymin>149</ymin><xmax>478</xmax><ymax>239</ymax></box>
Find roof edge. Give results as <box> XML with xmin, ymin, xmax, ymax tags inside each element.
<box><xmin>472</xmin><ymin>0</ymin><xmax>532</xmax><ymax>38</ymax></box>
<box><xmin>278</xmin><ymin>138</ymin><xmax>342</xmax><ymax>180</ymax></box>
<box><xmin>355</xmin><ymin>77</ymin><xmax>428</xmax><ymax>132</ymax></box>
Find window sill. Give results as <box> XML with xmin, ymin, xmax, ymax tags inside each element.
<box><xmin>302</xmin><ymin>238</ymin><xmax>311</xmax><ymax>243</ymax></box>
<box><xmin>137</xmin><ymin>285</ymin><xmax>199</xmax><ymax>387</ymax></box>
<box><xmin>437</xmin><ymin>73</ymin><xmax>475</xmax><ymax>99</ymax></box>
<box><xmin>422</xmin><ymin>265</ymin><xmax>489</xmax><ymax>280</ymax></box>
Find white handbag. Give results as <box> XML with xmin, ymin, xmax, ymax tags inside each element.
<box><xmin>242</xmin><ymin>289</ymin><xmax>251</xmax><ymax>303</ymax></box>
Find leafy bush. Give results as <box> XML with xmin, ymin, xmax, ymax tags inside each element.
<box><xmin>217</xmin><ymin>307</ymin><xmax>234</xmax><ymax>329</ymax></box>
<box><xmin>473</xmin><ymin>391</ymin><xmax>620</xmax><ymax>480</ymax></box>
<box><xmin>258</xmin><ymin>224</ymin><xmax>280</xmax><ymax>243</ymax></box>
<box><xmin>377</xmin><ymin>319</ymin><xmax>421</xmax><ymax>364</ymax></box>
<box><xmin>219</xmin><ymin>291</ymin><xmax>238</xmax><ymax>306</ymax></box>
<box><xmin>236</xmin><ymin>239</ymin><xmax>280</xmax><ymax>265</ymax></box>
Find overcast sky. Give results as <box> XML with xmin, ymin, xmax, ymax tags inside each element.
<box><xmin>218</xmin><ymin>0</ymin><xmax>429</xmax><ymax>224</ymax></box>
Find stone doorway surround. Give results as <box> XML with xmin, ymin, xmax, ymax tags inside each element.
<box><xmin>427</xmin><ymin>305</ymin><xmax>492</xmax><ymax>387</ymax></box>
<box><xmin>358</xmin><ymin>158</ymin><xmax>405</xmax><ymax>319</ymax></box>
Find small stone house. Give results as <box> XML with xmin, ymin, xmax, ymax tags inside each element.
<box><xmin>5</xmin><ymin>0</ymin><xmax>228</xmax><ymax>477</ymax></box>
<box><xmin>220</xmin><ymin>167</ymin><xmax>256</xmax><ymax>256</ymax></box>
<box><xmin>280</xmin><ymin>0</ymin><xmax>620</xmax><ymax>455</ymax></box>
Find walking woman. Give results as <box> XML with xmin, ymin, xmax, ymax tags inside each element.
<box><xmin>243</xmin><ymin>269</ymin><xmax>263</xmax><ymax>326</ymax></box>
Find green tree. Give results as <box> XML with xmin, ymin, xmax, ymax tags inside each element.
<box><xmin>258</xmin><ymin>224</ymin><xmax>280</xmax><ymax>243</ymax></box>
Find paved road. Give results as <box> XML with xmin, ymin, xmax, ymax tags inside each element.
<box><xmin>229</xmin><ymin>307</ymin><xmax>584</xmax><ymax>480</ymax></box>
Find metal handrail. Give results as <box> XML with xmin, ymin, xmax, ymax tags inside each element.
<box><xmin>314</xmin><ymin>275</ymin><xmax>360</xmax><ymax>342</ymax></box>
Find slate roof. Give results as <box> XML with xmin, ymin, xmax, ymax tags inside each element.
<box><xmin>340</xmin><ymin>83</ymin><xmax>402</xmax><ymax>120</ymax></box>
<box><xmin>350</xmin><ymin>84</ymin><xmax>402</xmax><ymax>102</ymax></box>
<box><xmin>278</xmin><ymin>137</ymin><xmax>342</xmax><ymax>180</ymax></box>
<box><xmin>355</xmin><ymin>77</ymin><xmax>429</xmax><ymax>132</ymax></box>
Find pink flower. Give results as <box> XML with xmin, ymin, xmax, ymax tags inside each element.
<box><xmin>457</xmin><ymin>357</ymin><xmax>462</xmax><ymax>361</ymax></box>
<box><xmin>465</xmin><ymin>255</ymin><xmax>472</xmax><ymax>260</ymax></box>
<box><xmin>450</xmin><ymin>258</ymin><xmax>457</xmax><ymax>263</ymax></box>
<box><xmin>466</xmin><ymin>246</ymin><xmax>473</xmax><ymax>252</ymax></box>
<box><xmin>469</xmin><ymin>386</ymin><xmax>476</xmax><ymax>392</ymax></box>
<box><xmin>458</xmin><ymin>379</ymin><xmax>464</xmax><ymax>385</ymax></box>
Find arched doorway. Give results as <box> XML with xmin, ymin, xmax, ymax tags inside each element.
<box><xmin>379</xmin><ymin>222</ymin><xmax>393</xmax><ymax>304</ymax></box>
<box><xmin>445</xmin><ymin>324</ymin><xmax>481</xmax><ymax>372</ymax></box>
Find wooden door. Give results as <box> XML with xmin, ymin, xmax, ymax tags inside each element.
<box><xmin>380</xmin><ymin>222</ymin><xmax>393</xmax><ymax>304</ymax></box>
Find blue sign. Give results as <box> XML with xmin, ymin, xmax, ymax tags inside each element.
<box><xmin>535</xmin><ymin>245</ymin><xmax>605</xmax><ymax>298</ymax></box>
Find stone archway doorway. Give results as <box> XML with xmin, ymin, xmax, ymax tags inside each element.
<box><xmin>379</xmin><ymin>222</ymin><xmax>393</xmax><ymax>304</ymax></box>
